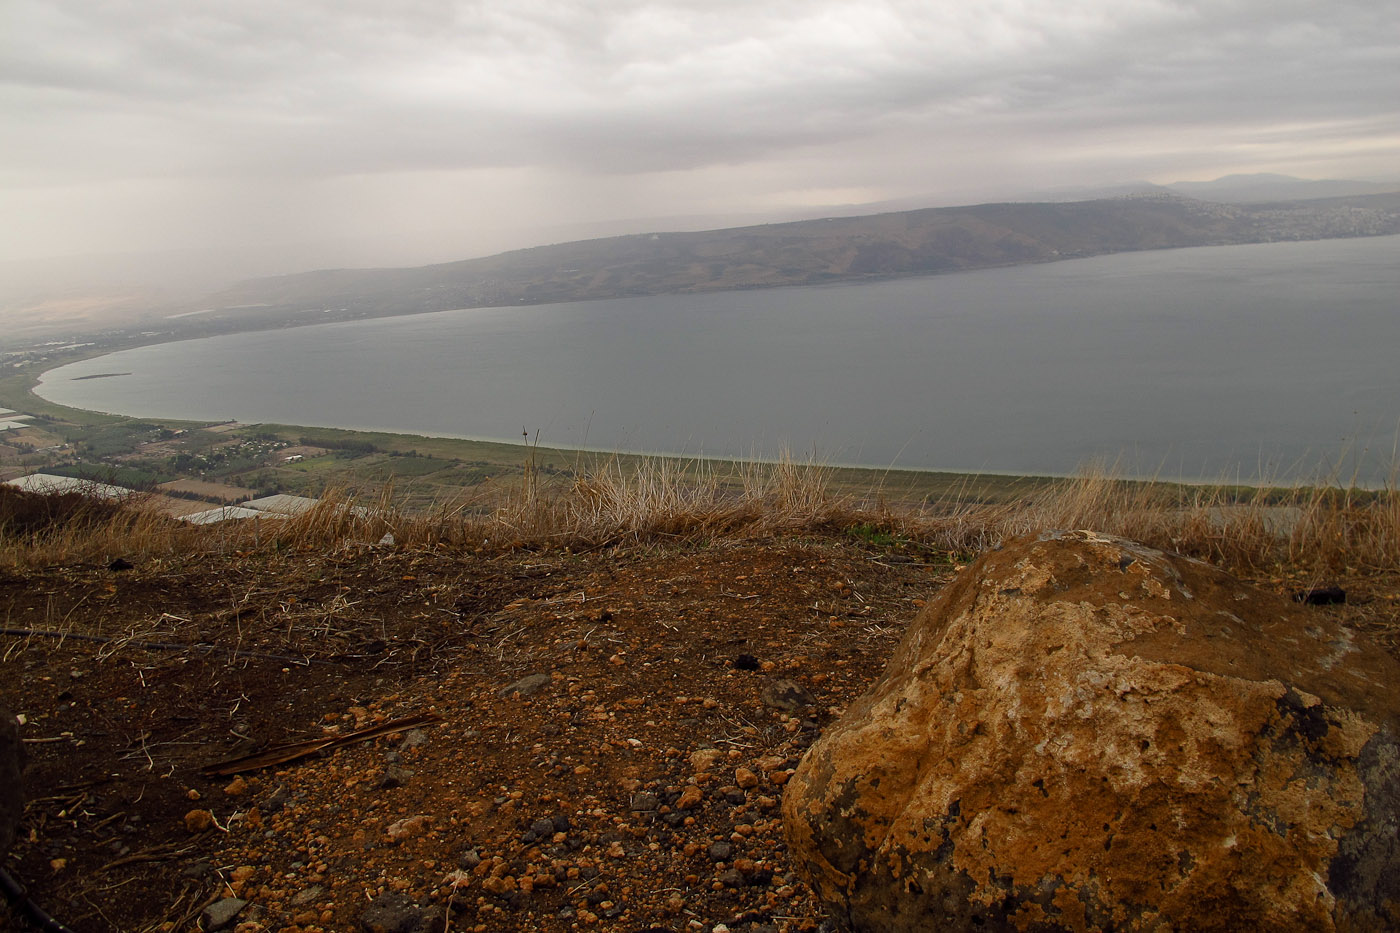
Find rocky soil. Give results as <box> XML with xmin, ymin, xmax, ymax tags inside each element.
<box><xmin>2</xmin><ymin>534</ymin><xmax>1396</xmax><ymax>933</ymax></box>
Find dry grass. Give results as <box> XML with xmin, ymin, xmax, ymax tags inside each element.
<box><xmin>3</xmin><ymin>456</ymin><xmax>1397</xmax><ymax>577</ymax></box>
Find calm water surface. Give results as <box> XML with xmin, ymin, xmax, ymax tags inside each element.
<box><xmin>38</xmin><ymin>236</ymin><xmax>1400</xmax><ymax>483</ymax></box>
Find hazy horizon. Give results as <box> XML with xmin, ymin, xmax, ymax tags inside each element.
<box><xmin>5</xmin><ymin>0</ymin><xmax>1398</xmax><ymax>281</ymax></box>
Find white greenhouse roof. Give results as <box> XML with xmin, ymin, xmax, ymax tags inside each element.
<box><xmin>4</xmin><ymin>473</ymin><xmax>134</xmax><ymax>499</ymax></box>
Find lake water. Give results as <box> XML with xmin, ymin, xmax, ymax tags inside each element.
<box><xmin>37</xmin><ymin>235</ymin><xmax>1400</xmax><ymax>484</ymax></box>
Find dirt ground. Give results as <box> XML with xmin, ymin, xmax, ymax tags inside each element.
<box><xmin>0</xmin><ymin>534</ymin><xmax>955</xmax><ymax>933</ymax></box>
<box><xmin>2</xmin><ymin>535</ymin><xmax>1396</xmax><ymax>933</ymax></box>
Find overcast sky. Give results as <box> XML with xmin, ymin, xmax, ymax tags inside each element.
<box><xmin>3</xmin><ymin>0</ymin><xmax>1398</xmax><ymax>270</ymax></box>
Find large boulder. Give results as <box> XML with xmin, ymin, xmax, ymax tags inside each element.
<box><xmin>783</xmin><ymin>530</ymin><xmax>1400</xmax><ymax>932</ymax></box>
<box><xmin>1</xmin><ymin>700</ymin><xmax>23</xmax><ymax>861</ymax></box>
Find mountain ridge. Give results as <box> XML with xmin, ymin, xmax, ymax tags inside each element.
<box><xmin>207</xmin><ymin>191</ymin><xmax>1400</xmax><ymax>330</ymax></box>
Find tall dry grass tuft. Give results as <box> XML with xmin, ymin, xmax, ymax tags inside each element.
<box><xmin>923</xmin><ymin>462</ymin><xmax>1400</xmax><ymax>575</ymax></box>
<box><xmin>3</xmin><ymin>457</ymin><xmax>1396</xmax><ymax>576</ymax></box>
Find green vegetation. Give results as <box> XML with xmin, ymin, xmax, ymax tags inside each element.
<box><xmin>44</xmin><ymin>462</ymin><xmax>170</xmax><ymax>489</ymax></box>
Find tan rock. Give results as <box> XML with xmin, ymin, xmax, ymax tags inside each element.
<box><xmin>385</xmin><ymin>814</ymin><xmax>430</xmax><ymax>841</ymax></box>
<box><xmin>183</xmin><ymin>809</ymin><xmax>214</xmax><ymax>833</ymax></box>
<box><xmin>784</xmin><ymin>530</ymin><xmax>1400</xmax><ymax>932</ymax></box>
<box><xmin>676</xmin><ymin>785</ymin><xmax>704</xmax><ymax>810</ymax></box>
<box><xmin>734</xmin><ymin>767</ymin><xmax>760</xmax><ymax>789</ymax></box>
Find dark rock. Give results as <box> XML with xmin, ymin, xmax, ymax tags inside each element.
<box><xmin>378</xmin><ymin>766</ymin><xmax>413</xmax><ymax>789</ymax></box>
<box><xmin>718</xmin><ymin>868</ymin><xmax>744</xmax><ymax>888</ymax></box>
<box><xmin>457</xmin><ymin>847</ymin><xmax>481</xmax><ymax>869</ymax></box>
<box><xmin>708</xmin><ymin>841</ymin><xmax>733</xmax><ymax>861</ymax></box>
<box><xmin>200</xmin><ymin>897</ymin><xmax>246</xmax><ymax>931</ymax></box>
<box><xmin>262</xmin><ymin>785</ymin><xmax>289</xmax><ymax>814</ymax></box>
<box><xmin>551</xmin><ymin>812</ymin><xmax>571</xmax><ymax>833</ymax></box>
<box><xmin>498</xmin><ymin>673</ymin><xmax>553</xmax><ymax>698</ymax></box>
<box><xmin>759</xmin><ymin>678</ymin><xmax>815</xmax><ymax>712</ymax></box>
<box><xmin>785</xmin><ymin>530</ymin><xmax>1400</xmax><ymax>932</ymax></box>
<box><xmin>1293</xmin><ymin>585</ymin><xmax>1347</xmax><ymax>605</ymax></box>
<box><xmin>359</xmin><ymin>891</ymin><xmax>426</xmax><ymax>933</ymax></box>
<box><xmin>734</xmin><ymin>653</ymin><xmax>760</xmax><ymax>671</ymax></box>
<box><xmin>108</xmin><ymin>557</ymin><xmax>133</xmax><ymax>571</ymax></box>
<box><xmin>522</xmin><ymin>817</ymin><xmax>556</xmax><ymax>843</ymax></box>
<box><xmin>630</xmin><ymin>792</ymin><xmax>660</xmax><ymax>811</ymax></box>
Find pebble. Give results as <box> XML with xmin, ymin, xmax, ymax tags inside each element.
<box><xmin>734</xmin><ymin>767</ymin><xmax>759</xmax><ymax>789</ymax></box>
<box><xmin>200</xmin><ymin>897</ymin><xmax>247</xmax><ymax>931</ymax></box>
<box><xmin>183</xmin><ymin>809</ymin><xmax>214</xmax><ymax>833</ymax></box>
<box><xmin>378</xmin><ymin>766</ymin><xmax>413</xmax><ymax>789</ymax></box>
<box><xmin>760</xmin><ymin>678</ymin><xmax>816</xmax><ymax>712</ymax></box>
<box><xmin>498</xmin><ymin>673</ymin><xmax>552</xmax><ymax>698</ymax></box>
<box><xmin>385</xmin><ymin>814</ymin><xmax>430</xmax><ymax>841</ymax></box>
<box><xmin>359</xmin><ymin>891</ymin><xmax>424</xmax><ymax>933</ymax></box>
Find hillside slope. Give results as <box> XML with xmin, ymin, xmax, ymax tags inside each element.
<box><xmin>208</xmin><ymin>193</ymin><xmax>1400</xmax><ymax>324</ymax></box>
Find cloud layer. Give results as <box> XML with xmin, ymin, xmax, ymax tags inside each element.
<box><xmin>3</xmin><ymin>0</ymin><xmax>1397</xmax><ymax>265</ymax></box>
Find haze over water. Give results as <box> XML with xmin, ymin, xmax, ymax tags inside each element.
<box><xmin>38</xmin><ymin>236</ymin><xmax>1400</xmax><ymax>484</ymax></box>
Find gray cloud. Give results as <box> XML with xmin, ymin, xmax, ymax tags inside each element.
<box><xmin>2</xmin><ymin>0</ymin><xmax>1397</xmax><ymax>264</ymax></box>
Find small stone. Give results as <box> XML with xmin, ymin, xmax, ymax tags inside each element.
<box><xmin>200</xmin><ymin>897</ymin><xmax>246</xmax><ymax>931</ymax></box>
<box><xmin>222</xmin><ymin>776</ymin><xmax>248</xmax><ymax>797</ymax></box>
<box><xmin>359</xmin><ymin>891</ymin><xmax>423</xmax><ymax>933</ymax></box>
<box><xmin>385</xmin><ymin>814</ymin><xmax>430</xmax><ymax>841</ymax></box>
<box><xmin>498</xmin><ymin>673</ymin><xmax>552</xmax><ymax>698</ymax></box>
<box><xmin>630</xmin><ymin>792</ymin><xmax>660</xmax><ymax>811</ymax></box>
<box><xmin>398</xmin><ymin>728</ymin><xmax>428</xmax><ymax>749</ymax></box>
<box><xmin>688</xmin><ymin>748</ymin><xmax>723</xmax><ymax>773</ymax></box>
<box><xmin>522</xmin><ymin>817</ymin><xmax>556</xmax><ymax>843</ymax></box>
<box><xmin>760</xmin><ymin>678</ymin><xmax>815</xmax><ymax>712</ymax></box>
<box><xmin>676</xmin><ymin>786</ymin><xmax>704</xmax><ymax>810</ymax></box>
<box><xmin>457</xmin><ymin>848</ymin><xmax>482</xmax><ymax>869</ymax></box>
<box><xmin>734</xmin><ymin>767</ymin><xmax>759</xmax><ymax>789</ymax></box>
<box><xmin>184</xmin><ymin>809</ymin><xmax>214</xmax><ymax>833</ymax></box>
<box><xmin>734</xmin><ymin>654</ymin><xmax>760</xmax><ymax>671</ymax></box>
<box><xmin>708</xmin><ymin>841</ymin><xmax>732</xmax><ymax>862</ymax></box>
<box><xmin>291</xmin><ymin>886</ymin><xmax>325</xmax><ymax>906</ymax></box>
<box><xmin>378</xmin><ymin>766</ymin><xmax>413</xmax><ymax>789</ymax></box>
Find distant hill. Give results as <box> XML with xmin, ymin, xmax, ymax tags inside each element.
<box><xmin>1167</xmin><ymin>173</ymin><xmax>1400</xmax><ymax>203</ymax></box>
<box><xmin>198</xmin><ymin>191</ymin><xmax>1400</xmax><ymax>333</ymax></box>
